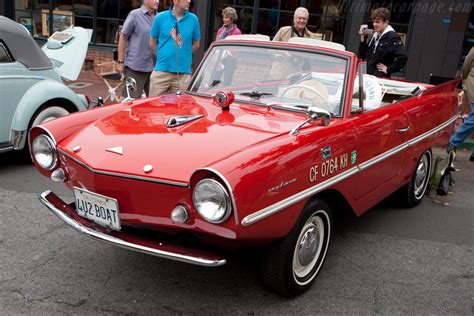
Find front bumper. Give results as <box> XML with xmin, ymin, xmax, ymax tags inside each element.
<box><xmin>39</xmin><ymin>190</ymin><xmax>226</xmax><ymax>267</ymax></box>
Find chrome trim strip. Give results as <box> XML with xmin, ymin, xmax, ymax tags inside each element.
<box><xmin>0</xmin><ymin>75</ymin><xmax>45</xmax><ymax>80</ymax></box>
<box><xmin>39</xmin><ymin>190</ymin><xmax>226</xmax><ymax>267</ymax></box>
<box><xmin>0</xmin><ymin>145</ymin><xmax>14</xmax><ymax>153</ymax></box>
<box><xmin>408</xmin><ymin>115</ymin><xmax>458</xmax><ymax>146</ymax></box>
<box><xmin>191</xmin><ymin>168</ymin><xmax>239</xmax><ymax>225</ymax></box>
<box><xmin>241</xmin><ymin>167</ymin><xmax>359</xmax><ymax>226</ymax></box>
<box><xmin>241</xmin><ymin>115</ymin><xmax>458</xmax><ymax>226</ymax></box>
<box><xmin>359</xmin><ymin>142</ymin><xmax>409</xmax><ymax>171</ymax></box>
<box><xmin>11</xmin><ymin>130</ymin><xmax>27</xmax><ymax>150</ymax></box>
<box><xmin>59</xmin><ymin>149</ymin><xmax>189</xmax><ymax>188</ymax></box>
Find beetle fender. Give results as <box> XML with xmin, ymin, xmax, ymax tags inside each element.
<box><xmin>11</xmin><ymin>79</ymin><xmax>88</xmax><ymax>132</ymax></box>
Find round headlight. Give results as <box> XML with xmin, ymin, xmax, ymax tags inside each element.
<box><xmin>193</xmin><ymin>179</ymin><xmax>231</xmax><ymax>223</ymax></box>
<box><xmin>32</xmin><ymin>135</ymin><xmax>57</xmax><ymax>170</ymax></box>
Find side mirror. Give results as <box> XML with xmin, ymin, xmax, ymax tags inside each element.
<box><xmin>290</xmin><ymin>107</ymin><xmax>331</xmax><ymax>135</ymax></box>
<box><xmin>122</xmin><ymin>77</ymin><xmax>137</xmax><ymax>103</ymax></box>
<box><xmin>93</xmin><ymin>96</ymin><xmax>104</xmax><ymax>108</ymax></box>
<box><xmin>307</xmin><ymin>106</ymin><xmax>331</xmax><ymax>126</ymax></box>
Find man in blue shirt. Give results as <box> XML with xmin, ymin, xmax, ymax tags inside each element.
<box><xmin>149</xmin><ymin>0</ymin><xmax>201</xmax><ymax>96</ymax></box>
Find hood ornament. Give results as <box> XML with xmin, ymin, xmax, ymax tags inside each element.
<box><xmin>167</xmin><ymin>115</ymin><xmax>204</xmax><ymax>128</ymax></box>
<box><xmin>106</xmin><ymin>146</ymin><xmax>124</xmax><ymax>155</ymax></box>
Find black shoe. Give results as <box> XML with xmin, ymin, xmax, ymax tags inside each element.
<box><xmin>470</xmin><ymin>154</ymin><xmax>474</xmax><ymax>162</ymax></box>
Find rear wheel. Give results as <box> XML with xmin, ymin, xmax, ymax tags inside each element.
<box><xmin>399</xmin><ymin>150</ymin><xmax>432</xmax><ymax>207</ymax></box>
<box><xmin>261</xmin><ymin>200</ymin><xmax>332</xmax><ymax>297</ymax></box>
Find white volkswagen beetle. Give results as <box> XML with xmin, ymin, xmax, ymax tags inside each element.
<box><xmin>0</xmin><ymin>16</ymin><xmax>90</xmax><ymax>154</ymax></box>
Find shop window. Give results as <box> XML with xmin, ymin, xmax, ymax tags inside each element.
<box><xmin>459</xmin><ymin>6</ymin><xmax>474</xmax><ymax>68</ymax></box>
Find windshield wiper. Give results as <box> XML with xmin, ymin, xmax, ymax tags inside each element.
<box><xmin>269</xmin><ymin>101</ymin><xmax>335</xmax><ymax>116</ymax></box>
<box><xmin>238</xmin><ymin>90</ymin><xmax>275</xmax><ymax>99</ymax></box>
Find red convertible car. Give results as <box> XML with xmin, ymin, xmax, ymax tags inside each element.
<box><xmin>31</xmin><ymin>36</ymin><xmax>459</xmax><ymax>296</ymax></box>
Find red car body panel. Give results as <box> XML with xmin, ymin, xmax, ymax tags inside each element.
<box><xmin>31</xmin><ymin>40</ymin><xmax>460</xmax><ymax>256</ymax></box>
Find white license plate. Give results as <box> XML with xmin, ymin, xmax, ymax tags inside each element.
<box><xmin>74</xmin><ymin>187</ymin><xmax>121</xmax><ymax>231</ymax></box>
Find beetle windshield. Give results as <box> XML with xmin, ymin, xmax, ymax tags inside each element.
<box><xmin>189</xmin><ymin>44</ymin><xmax>348</xmax><ymax>116</ymax></box>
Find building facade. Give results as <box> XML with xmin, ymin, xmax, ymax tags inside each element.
<box><xmin>2</xmin><ymin>0</ymin><xmax>473</xmax><ymax>83</ymax></box>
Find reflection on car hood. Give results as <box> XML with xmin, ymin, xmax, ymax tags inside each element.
<box><xmin>59</xmin><ymin>94</ymin><xmax>306</xmax><ymax>183</ymax></box>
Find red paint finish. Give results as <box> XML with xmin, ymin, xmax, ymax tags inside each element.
<box><xmin>30</xmin><ymin>41</ymin><xmax>460</xmax><ymax>255</ymax></box>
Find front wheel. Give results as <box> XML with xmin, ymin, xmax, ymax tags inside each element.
<box><xmin>398</xmin><ymin>150</ymin><xmax>432</xmax><ymax>207</ymax></box>
<box><xmin>22</xmin><ymin>104</ymin><xmax>71</xmax><ymax>155</ymax></box>
<box><xmin>30</xmin><ymin>105</ymin><xmax>70</xmax><ymax>127</ymax></box>
<box><xmin>260</xmin><ymin>200</ymin><xmax>332</xmax><ymax>297</ymax></box>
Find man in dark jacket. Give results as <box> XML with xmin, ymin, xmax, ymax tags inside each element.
<box><xmin>358</xmin><ymin>8</ymin><xmax>407</xmax><ymax>78</ymax></box>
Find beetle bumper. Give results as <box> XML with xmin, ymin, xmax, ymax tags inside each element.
<box><xmin>39</xmin><ymin>190</ymin><xmax>227</xmax><ymax>267</ymax></box>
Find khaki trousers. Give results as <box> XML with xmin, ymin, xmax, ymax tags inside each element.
<box><xmin>149</xmin><ymin>71</ymin><xmax>191</xmax><ymax>96</ymax></box>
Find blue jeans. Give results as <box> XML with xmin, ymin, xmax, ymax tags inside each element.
<box><xmin>450</xmin><ymin>103</ymin><xmax>474</xmax><ymax>155</ymax></box>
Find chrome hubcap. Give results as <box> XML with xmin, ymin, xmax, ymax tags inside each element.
<box><xmin>414</xmin><ymin>154</ymin><xmax>429</xmax><ymax>198</ymax></box>
<box><xmin>293</xmin><ymin>214</ymin><xmax>324</xmax><ymax>280</ymax></box>
<box><xmin>297</xmin><ymin>227</ymin><xmax>320</xmax><ymax>266</ymax></box>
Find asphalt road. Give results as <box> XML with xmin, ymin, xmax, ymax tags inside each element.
<box><xmin>1</xmin><ymin>150</ymin><xmax>473</xmax><ymax>315</ymax></box>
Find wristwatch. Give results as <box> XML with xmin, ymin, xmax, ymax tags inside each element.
<box><xmin>117</xmin><ymin>60</ymin><xmax>124</xmax><ymax>64</ymax></box>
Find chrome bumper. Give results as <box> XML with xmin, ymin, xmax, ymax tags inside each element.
<box><xmin>39</xmin><ymin>190</ymin><xmax>226</xmax><ymax>267</ymax></box>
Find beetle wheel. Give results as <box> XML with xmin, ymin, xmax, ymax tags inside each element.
<box><xmin>260</xmin><ymin>199</ymin><xmax>332</xmax><ymax>297</ymax></box>
<box><xmin>30</xmin><ymin>105</ymin><xmax>70</xmax><ymax>127</ymax></box>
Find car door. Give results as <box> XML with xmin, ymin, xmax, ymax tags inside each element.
<box><xmin>348</xmin><ymin>69</ymin><xmax>411</xmax><ymax>201</ymax></box>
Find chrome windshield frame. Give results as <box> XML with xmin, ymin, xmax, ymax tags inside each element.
<box><xmin>187</xmin><ymin>41</ymin><xmax>352</xmax><ymax>118</ymax></box>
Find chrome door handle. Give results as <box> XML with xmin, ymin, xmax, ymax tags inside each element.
<box><xmin>397</xmin><ymin>126</ymin><xmax>411</xmax><ymax>133</ymax></box>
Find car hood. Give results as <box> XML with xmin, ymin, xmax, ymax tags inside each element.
<box><xmin>42</xmin><ymin>27</ymin><xmax>91</xmax><ymax>81</ymax></box>
<box><xmin>59</xmin><ymin>95</ymin><xmax>306</xmax><ymax>184</ymax></box>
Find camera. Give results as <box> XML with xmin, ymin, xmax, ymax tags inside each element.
<box><xmin>359</xmin><ymin>24</ymin><xmax>374</xmax><ymax>37</ymax></box>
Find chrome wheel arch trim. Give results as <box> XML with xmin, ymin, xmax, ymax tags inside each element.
<box><xmin>58</xmin><ymin>149</ymin><xmax>189</xmax><ymax>188</ymax></box>
<box><xmin>241</xmin><ymin>115</ymin><xmax>457</xmax><ymax>226</ymax></box>
<box><xmin>0</xmin><ymin>145</ymin><xmax>14</xmax><ymax>153</ymax></box>
<box><xmin>191</xmin><ymin>168</ymin><xmax>239</xmax><ymax>225</ymax></box>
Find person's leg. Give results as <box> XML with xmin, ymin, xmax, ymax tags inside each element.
<box><xmin>179</xmin><ymin>74</ymin><xmax>192</xmax><ymax>93</ymax></box>
<box><xmin>167</xmin><ymin>73</ymin><xmax>192</xmax><ymax>94</ymax></box>
<box><xmin>449</xmin><ymin>103</ymin><xmax>474</xmax><ymax>149</ymax></box>
<box><xmin>143</xmin><ymin>72</ymin><xmax>151</xmax><ymax>97</ymax></box>
<box><xmin>149</xmin><ymin>71</ymin><xmax>172</xmax><ymax>96</ymax></box>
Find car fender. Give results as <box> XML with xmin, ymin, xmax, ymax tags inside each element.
<box><xmin>11</xmin><ymin>79</ymin><xmax>88</xmax><ymax>132</ymax></box>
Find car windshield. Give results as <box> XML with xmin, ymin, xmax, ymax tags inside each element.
<box><xmin>189</xmin><ymin>44</ymin><xmax>349</xmax><ymax>116</ymax></box>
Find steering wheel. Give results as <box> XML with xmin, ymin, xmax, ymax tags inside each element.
<box><xmin>280</xmin><ymin>82</ymin><xmax>331</xmax><ymax>111</ymax></box>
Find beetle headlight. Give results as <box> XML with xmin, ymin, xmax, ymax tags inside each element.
<box><xmin>32</xmin><ymin>135</ymin><xmax>57</xmax><ymax>170</ymax></box>
<box><xmin>193</xmin><ymin>179</ymin><xmax>231</xmax><ymax>224</ymax></box>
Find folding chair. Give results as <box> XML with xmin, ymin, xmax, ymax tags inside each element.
<box><xmin>96</xmin><ymin>50</ymin><xmax>124</xmax><ymax>103</ymax></box>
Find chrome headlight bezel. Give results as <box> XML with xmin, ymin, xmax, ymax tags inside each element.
<box><xmin>192</xmin><ymin>178</ymin><xmax>231</xmax><ymax>224</ymax></box>
<box><xmin>32</xmin><ymin>134</ymin><xmax>57</xmax><ymax>170</ymax></box>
